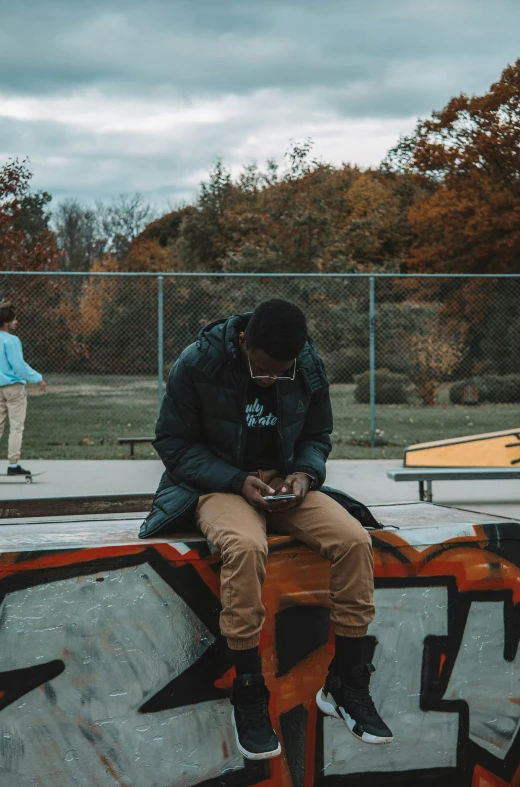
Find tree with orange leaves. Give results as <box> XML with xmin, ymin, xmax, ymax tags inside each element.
<box><xmin>385</xmin><ymin>59</ymin><xmax>520</xmax><ymax>273</ymax></box>
<box><xmin>0</xmin><ymin>158</ymin><xmax>61</xmax><ymax>271</ymax></box>
<box><xmin>122</xmin><ymin>238</ymin><xmax>180</xmax><ymax>272</ymax></box>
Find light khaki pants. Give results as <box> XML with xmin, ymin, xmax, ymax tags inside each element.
<box><xmin>0</xmin><ymin>383</ymin><xmax>27</xmax><ymax>465</ymax></box>
<box><xmin>195</xmin><ymin>469</ymin><xmax>375</xmax><ymax>651</ymax></box>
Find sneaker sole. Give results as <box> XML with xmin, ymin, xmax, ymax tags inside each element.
<box><xmin>231</xmin><ymin>711</ymin><xmax>282</xmax><ymax>760</ymax></box>
<box><xmin>316</xmin><ymin>689</ymin><xmax>393</xmax><ymax>745</ymax></box>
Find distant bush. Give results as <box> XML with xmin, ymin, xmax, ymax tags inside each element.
<box><xmin>450</xmin><ymin>375</ymin><xmax>520</xmax><ymax>404</ymax></box>
<box><xmin>322</xmin><ymin>347</ymin><xmax>368</xmax><ymax>384</ymax></box>
<box><xmin>354</xmin><ymin>368</ymin><xmax>410</xmax><ymax>404</ymax></box>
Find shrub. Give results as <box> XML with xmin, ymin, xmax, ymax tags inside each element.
<box><xmin>449</xmin><ymin>375</ymin><xmax>520</xmax><ymax>404</ymax></box>
<box><xmin>354</xmin><ymin>368</ymin><xmax>410</xmax><ymax>404</ymax></box>
<box><xmin>450</xmin><ymin>379</ymin><xmax>481</xmax><ymax>404</ymax></box>
<box><xmin>484</xmin><ymin>375</ymin><xmax>520</xmax><ymax>403</ymax></box>
<box><xmin>322</xmin><ymin>347</ymin><xmax>368</xmax><ymax>384</ymax></box>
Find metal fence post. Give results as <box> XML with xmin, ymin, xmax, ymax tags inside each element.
<box><xmin>369</xmin><ymin>276</ymin><xmax>376</xmax><ymax>448</ymax></box>
<box><xmin>157</xmin><ymin>275</ymin><xmax>164</xmax><ymax>412</ymax></box>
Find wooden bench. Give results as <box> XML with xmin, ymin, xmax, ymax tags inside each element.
<box><xmin>387</xmin><ymin>467</ymin><xmax>520</xmax><ymax>502</ymax></box>
<box><xmin>117</xmin><ymin>436</ymin><xmax>154</xmax><ymax>458</ymax></box>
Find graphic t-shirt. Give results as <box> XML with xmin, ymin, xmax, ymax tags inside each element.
<box><xmin>242</xmin><ymin>382</ymin><xmax>279</xmax><ymax>471</ymax></box>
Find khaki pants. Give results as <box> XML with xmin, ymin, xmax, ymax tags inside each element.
<box><xmin>0</xmin><ymin>383</ymin><xmax>27</xmax><ymax>465</ymax></box>
<box><xmin>195</xmin><ymin>469</ymin><xmax>375</xmax><ymax>650</ymax></box>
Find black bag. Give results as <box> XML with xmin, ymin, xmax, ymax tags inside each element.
<box><xmin>320</xmin><ymin>486</ymin><xmax>382</xmax><ymax>529</ymax></box>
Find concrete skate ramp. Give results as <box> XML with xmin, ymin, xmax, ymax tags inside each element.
<box><xmin>0</xmin><ymin>497</ymin><xmax>518</xmax><ymax>787</ymax></box>
<box><xmin>404</xmin><ymin>427</ymin><xmax>520</xmax><ymax>467</ymax></box>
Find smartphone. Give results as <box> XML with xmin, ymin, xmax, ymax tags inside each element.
<box><xmin>263</xmin><ymin>493</ymin><xmax>297</xmax><ymax>501</ymax></box>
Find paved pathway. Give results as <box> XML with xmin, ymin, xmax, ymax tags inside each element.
<box><xmin>0</xmin><ymin>459</ymin><xmax>518</xmax><ymax>520</ymax></box>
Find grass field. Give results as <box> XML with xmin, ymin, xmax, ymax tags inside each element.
<box><xmin>329</xmin><ymin>385</ymin><xmax>519</xmax><ymax>459</ymax></box>
<box><xmin>6</xmin><ymin>375</ymin><xmax>520</xmax><ymax>461</ymax></box>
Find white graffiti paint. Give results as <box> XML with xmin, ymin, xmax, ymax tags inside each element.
<box><xmin>392</xmin><ymin>524</ymin><xmax>477</xmax><ymax>551</ymax></box>
<box><xmin>0</xmin><ymin>565</ymin><xmax>245</xmax><ymax>786</ymax></box>
<box><xmin>443</xmin><ymin>600</ymin><xmax>520</xmax><ymax>759</ymax></box>
<box><xmin>323</xmin><ymin>586</ymin><xmax>459</xmax><ymax>776</ymax></box>
<box><xmin>323</xmin><ymin>588</ymin><xmax>520</xmax><ymax>777</ymax></box>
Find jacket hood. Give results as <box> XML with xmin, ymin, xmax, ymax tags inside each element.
<box><xmin>196</xmin><ymin>312</ymin><xmax>251</xmax><ymax>364</ymax></box>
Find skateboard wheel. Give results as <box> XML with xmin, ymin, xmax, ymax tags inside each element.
<box><xmin>25</xmin><ymin>476</ymin><xmax>32</xmax><ymax>484</ymax></box>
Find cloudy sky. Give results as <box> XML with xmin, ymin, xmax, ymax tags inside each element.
<box><xmin>1</xmin><ymin>0</ymin><xmax>519</xmax><ymax>208</ymax></box>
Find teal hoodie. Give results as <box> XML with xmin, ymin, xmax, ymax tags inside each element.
<box><xmin>0</xmin><ymin>332</ymin><xmax>42</xmax><ymax>387</ymax></box>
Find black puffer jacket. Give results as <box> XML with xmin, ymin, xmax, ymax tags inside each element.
<box><xmin>140</xmin><ymin>312</ymin><xmax>380</xmax><ymax>537</ymax></box>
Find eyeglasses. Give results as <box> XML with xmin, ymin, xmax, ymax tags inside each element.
<box><xmin>247</xmin><ymin>355</ymin><xmax>296</xmax><ymax>381</ymax></box>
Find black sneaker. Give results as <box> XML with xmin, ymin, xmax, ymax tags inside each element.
<box><xmin>230</xmin><ymin>674</ymin><xmax>281</xmax><ymax>760</ymax></box>
<box><xmin>316</xmin><ymin>661</ymin><xmax>393</xmax><ymax>744</ymax></box>
<box><xmin>7</xmin><ymin>465</ymin><xmax>31</xmax><ymax>476</ymax></box>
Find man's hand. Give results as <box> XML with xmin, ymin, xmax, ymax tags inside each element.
<box><xmin>39</xmin><ymin>379</ymin><xmax>47</xmax><ymax>393</ymax></box>
<box><xmin>241</xmin><ymin>476</ymin><xmax>276</xmax><ymax>511</ymax></box>
<box><xmin>271</xmin><ymin>472</ymin><xmax>311</xmax><ymax>511</ymax></box>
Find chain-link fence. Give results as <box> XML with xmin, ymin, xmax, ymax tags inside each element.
<box><xmin>0</xmin><ymin>271</ymin><xmax>519</xmax><ymax>459</ymax></box>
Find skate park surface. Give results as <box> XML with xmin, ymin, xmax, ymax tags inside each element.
<box><xmin>0</xmin><ymin>460</ymin><xmax>519</xmax><ymax>787</ymax></box>
<box><xmin>0</xmin><ymin>457</ymin><xmax>518</xmax><ymax>519</ymax></box>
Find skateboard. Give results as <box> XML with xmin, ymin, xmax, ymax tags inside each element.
<box><xmin>0</xmin><ymin>472</ymin><xmax>44</xmax><ymax>484</ymax></box>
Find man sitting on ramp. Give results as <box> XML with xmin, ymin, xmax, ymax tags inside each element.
<box><xmin>144</xmin><ymin>299</ymin><xmax>393</xmax><ymax>759</ymax></box>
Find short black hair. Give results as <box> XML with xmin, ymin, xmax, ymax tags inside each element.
<box><xmin>246</xmin><ymin>299</ymin><xmax>307</xmax><ymax>360</ymax></box>
<box><xmin>0</xmin><ymin>302</ymin><xmax>15</xmax><ymax>326</ymax></box>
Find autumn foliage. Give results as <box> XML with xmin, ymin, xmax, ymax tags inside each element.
<box><xmin>129</xmin><ymin>60</ymin><xmax>520</xmax><ymax>275</ymax></box>
<box><xmin>1</xmin><ymin>60</ymin><xmax>519</xmax><ymax>398</ymax></box>
<box><xmin>3</xmin><ymin>60</ymin><xmax>520</xmax><ymax>277</ymax></box>
<box><xmin>385</xmin><ymin>59</ymin><xmax>520</xmax><ymax>273</ymax></box>
<box><xmin>409</xmin><ymin>333</ymin><xmax>464</xmax><ymax>406</ymax></box>
<box><xmin>131</xmin><ymin>153</ymin><xmax>420</xmax><ymax>274</ymax></box>
<box><xmin>0</xmin><ymin>159</ymin><xmax>61</xmax><ymax>271</ymax></box>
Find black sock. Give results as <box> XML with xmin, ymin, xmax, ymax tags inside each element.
<box><xmin>233</xmin><ymin>646</ymin><xmax>261</xmax><ymax>676</ymax></box>
<box><xmin>334</xmin><ymin>635</ymin><xmax>366</xmax><ymax>680</ymax></box>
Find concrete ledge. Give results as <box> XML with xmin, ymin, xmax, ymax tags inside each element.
<box><xmin>0</xmin><ymin>501</ymin><xmax>519</xmax><ymax>786</ymax></box>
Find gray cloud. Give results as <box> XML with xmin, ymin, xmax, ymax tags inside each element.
<box><xmin>2</xmin><ymin>0</ymin><xmax>519</xmax><ymax>106</ymax></box>
<box><xmin>0</xmin><ymin>0</ymin><xmax>519</xmax><ymax>203</ymax></box>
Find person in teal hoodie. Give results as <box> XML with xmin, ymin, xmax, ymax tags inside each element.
<box><xmin>0</xmin><ymin>302</ymin><xmax>46</xmax><ymax>475</ymax></box>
